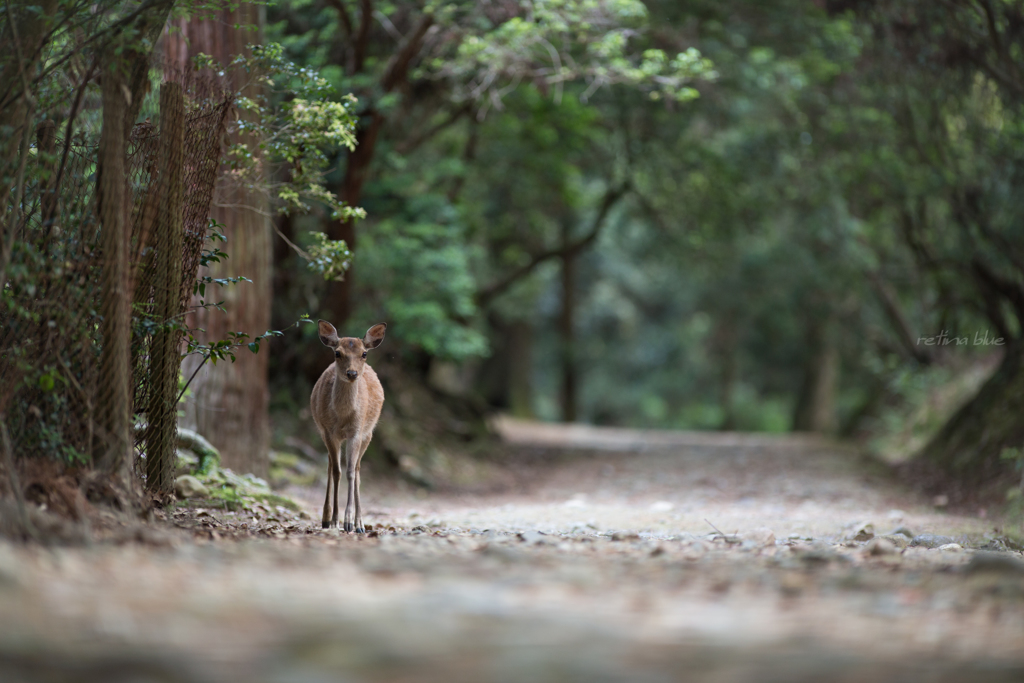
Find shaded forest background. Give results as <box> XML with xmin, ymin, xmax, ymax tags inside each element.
<box><xmin>2</xmin><ymin>0</ymin><xmax>1024</xmax><ymax>513</ymax></box>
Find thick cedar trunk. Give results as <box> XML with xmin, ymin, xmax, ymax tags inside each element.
<box><xmin>792</xmin><ymin>315</ymin><xmax>839</xmax><ymax>434</ymax></box>
<box><xmin>165</xmin><ymin>3</ymin><xmax>272</xmax><ymax>477</ymax></box>
<box><xmin>95</xmin><ymin>59</ymin><xmax>131</xmax><ymax>476</ymax></box>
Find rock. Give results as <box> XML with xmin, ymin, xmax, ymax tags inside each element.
<box><xmin>937</xmin><ymin>543</ymin><xmax>963</xmax><ymax>552</ymax></box>
<box><xmin>175</xmin><ymin>449</ymin><xmax>199</xmax><ymax>477</ymax></box>
<box><xmin>797</xmin><ymin>547</ymin><xmax>844</xmax><ymax>565</ymax></box>
<box><xmin>745</xmin><ymin>528</ymin><xmax>776</xmax><ymax>548</ymax></box>
<box><xmin>879</xmin><ymin>534</ymin><xmax>911</xmax><ymax>549</ymax></box>
<box><xmin>611</xmin><ymin>531</ymin><xmax>640</xmax><ymax>542</ymax></box>
<box><xmin>962</xmin><ymin>552</ymin><xmax>1024</xmax><ymax>576</ymax></box>
<box><xmin>648</xmin><ymin>501</ymin><xmax>674</xmax><ymax>512</ymax></box>
<box><xmin>888</xmin><ymin>526</ymin><xmax>914</xmax><ymax>539</ymax></box>
<box><xmin>174</xmin><ymin>475</ymin><xmax>209</xmax><ymax>499</ymax></box>
<box><xmin>910</xmin><ymin>534</ymin><xmax>955</xmax><ymax>549</ymax></box>
<box><xmin>517</xmin><ymin>530</ymin><xmax>548</xmax><ymax>545</ymax></box>
<box><xmin>865</xmin><ymin>538</ymin><xmax>898</xmax><ymax>556</ymax></box>
<box><xmin>847</xmin><ymin>522</ymin><xmax>875</xmax><ymax>542</ymax></box>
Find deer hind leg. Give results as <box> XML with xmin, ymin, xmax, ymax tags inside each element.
<box><xmin>353</xmin><ymin>436</ymin><xmax>372</xmax><ymax>533</ymax></box>
<box><xmin>343</xmin><ymin>436</ymin><xmax>358</xmax><ymax>532</ymax></box>
<box><xmin>322</xmin><ymin>440</ymin><xmax>341</xmax><ymax>529</ymax></box>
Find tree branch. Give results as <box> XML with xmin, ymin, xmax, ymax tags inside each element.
<box><xmin>866</xmin><ymin>270</ymin><xmax>932</xmax><ymax>365</ymax></box>
<box><xmin>477</xmin><ymin>182</ymin><xmax>629</xmax><ymax>307</ymax></box>
<box><xmin>381</xmin><ymin>12</ymin><xmax>434</xmax><ymax>92</ymax></box>
<box><xmin>395</xmin><ymin>103</ymin><xmax>471</xmax><ymax>155</ymax></box>
<box><xmin>353</xmin><ymin>0</ymin><xmax>374</xmax><ymax>73</ymax></box>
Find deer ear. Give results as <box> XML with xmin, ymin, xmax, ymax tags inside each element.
<box><xmin>363</xmin><ymin>323</ymin><xmax>387</xmax><ymax>350</ymax></box>
<box><xmin>318</xmin><ymin>320</ymin><xmax>339</xmax><ymax>347</ymax></box>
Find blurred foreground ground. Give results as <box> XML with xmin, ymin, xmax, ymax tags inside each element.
<box><xmin>3</xmin><ymin>422</ymin><xmax>1024</xmax><ymax>682</ymax></box>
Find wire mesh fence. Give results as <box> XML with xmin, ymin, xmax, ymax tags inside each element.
<box><xmin>0</xmin><ymin>71</ymin><xmax>232</xmax><ymax>493</ymax></box>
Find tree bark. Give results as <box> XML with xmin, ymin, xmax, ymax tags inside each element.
<box><xmin>792</xmin><ymin>314</ymin><xmax>839</xmax><ymax>434</ymax></box>
<box><xmin>559</xmin><ymin>219</ymin><xmax>578</xmax><ymax>423</ymax></box>
<box><xmin>166</xmin><ymin>3</ymin><xmax>272</xmax><ymax>477</ymax></box>
<box><xmin>94</xmin><ymin>58</ymin><xmax>132</xmax><ymax>477</ymax></box>
<box><xmin>909</xmin><ymin>343</ymin><xmax>1024</xmax><ymax>503</ymax></box>
<box><xmin>507</xmin><ymin>321</ymin><xmax>536</xmax><ymax>419</ymax></box>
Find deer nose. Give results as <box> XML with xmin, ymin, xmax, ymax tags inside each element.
<box><xmin>346</xmin><ymin>370</ymin><xmax>358</xmax><ymax>381</ymax></box>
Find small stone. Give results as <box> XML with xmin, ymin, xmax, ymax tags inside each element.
<box><xmin>174</xmin><ymin>475</ymin><xmax>209</xmax><ymax>499</ymax></box>
<box><xmin>847</xmin><ymin>522</ymin><xmax>875</xmax><ymax>542</ymax></box>
<box><xmin>962</xmin><ymin>552</ymin><xmax>1024</xmax><ymax>576</ymax></box>
<box><xmin>517</xmin><ymin>531</ymin><xmax>547</xmax><ymax>545</ymax></box>
<box><xmin>910</xmin><ymin>534</ymin><xmax>955</xmax><ymax>549</ymax></box>
<box><xmin>649</xmin><ymin>501</ymin><xmax>674</xmax><ymax>512</ymax></box>
<box><xmin>865</xmin><ymin>538</ymin><xmax>898</xmax><ymax>556</ymax></box>
<box><xmin>937</xmin><ymin>543</ymin><xmax>963</xmax><ymax>552</ymax></box>
<box><xmin>611</xmin><ymin>531</ymin><xmax>640</xmax><ymax>542</ymax></box>
<box><xmin>879</xmin><ymin>534</ymin><xmax>910</xmax><ymax>549</ymax></box>
<box><xmin>888</xmin><ymin>526</ymin><xmax>914</xmax><ymax>539</ymax></box>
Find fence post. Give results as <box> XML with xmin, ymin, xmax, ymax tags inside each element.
<box><xmin>94</xmin><ymin>60</ymin><xmax>131</xmax><ymax>476</ymax></box>
<box><xmin>146</xmin><ymin>82</ymin><xmax>185</xmax><ymax>493</ymax></box>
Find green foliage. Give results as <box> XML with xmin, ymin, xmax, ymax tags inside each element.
<box><xmin>305</xmin><ymin>231</ymin><xmax>351</xmax><ymax>282</ymax></box>
<box><xmin>435</xmin><ymin>0</ymin><xmax>717</xmax><ymax>107</ymax></box>
<box><xmin>356</xmin><ymin>215</ymin><xmax>488</xmax><ymax>360</ymax></box>
<box><xmin>195</xmin><ymin>43</ymin><xmax>365</xmax><ymax>222</ymax></box>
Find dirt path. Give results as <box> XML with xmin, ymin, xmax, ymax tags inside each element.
<box><xmin>3</xmin><ymin>424</ymin><xmax>1024</xmax><ymax>682</ymax></box>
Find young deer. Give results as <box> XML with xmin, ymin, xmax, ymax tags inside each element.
<box><xmin>311</xmin><ymin>320</ymin><xmax>387</xmax><ymax>531</ymax></box>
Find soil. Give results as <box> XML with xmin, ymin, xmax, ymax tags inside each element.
<box><xmin>2</xmin><ymin>422</ymin><xmax>1023</xmax><ymax>683</ymax></box>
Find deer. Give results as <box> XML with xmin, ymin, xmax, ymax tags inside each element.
<box><xmin>311</xmin><ymin>320</ymin><xmax>387</xmax><ymax>532</ymax></box>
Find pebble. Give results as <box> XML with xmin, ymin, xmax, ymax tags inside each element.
<box><xmin>865</xmin><ymin>538</ymin><xmax>899</xmax><ymax>556</ymax></box>
<box><xmin>879</xmin><ymin>534</ymin><xmax>911</xmax><ymax>550</ymax></box>
<box><xmin>910</xmin><ymin>534</ymin><xmax>955</xmax><ymax>549</ymax></box>
<box><xmin>962</xmin><ymin>552</ymin><xmax>1024</xmax><ymax>576</ymax></box>
<box><xmin>174</xmin><ymin>475</ymin><xmax>209</xmax><ymax>499</ymax></box>
<box><xmin>937</xmin><ymin>543</ymin><xmax>963</xmax><ymax>552</ymax></box>
<box><xmin>847</xmin><ymin>522</ymin><xmax>875</xmax><ymax>542</ymax></box>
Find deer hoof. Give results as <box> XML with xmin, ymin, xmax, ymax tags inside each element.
<box><xmin>344</xmin><ymin>521</ymin><xmax>354</xmax><ymax>532</ymax></box>
<box><xmin>355</xmin><ymin>526</ymin><xmax>365</xmax><ymax>534</ymax></box>
<box><xmin>322</xmin><ymin>521</ymin><xmax>330</xmax><ymax>529</ymax></box>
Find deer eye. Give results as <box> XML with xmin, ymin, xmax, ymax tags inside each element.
<box><xmin>334</xmin><ymin>351</ymin><xmax>341</xmax><ymax>358</ymax></box>
<box><xmin>361</xmin><ymin>351</ymin><xmax>367</xmax><ymax>358</ymax></box>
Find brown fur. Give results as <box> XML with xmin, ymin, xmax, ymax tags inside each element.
<box><xmin>310</xmin><ymin>320</ymin><xmax>386</xmax><ymax>531</ymax></box>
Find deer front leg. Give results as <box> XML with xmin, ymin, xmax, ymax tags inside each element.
<box><xmin>353</xmin><ymin>437</ymin><xmax>370</xmax><ymax>533</ymax></box>
<box><xmin>322</xmin><ymin>441</ymin><xmax>340</xmax><ymax>528</ymax></box>
<box><xmin>343</xmin><ymin>436</ymin><xmax>357</xmax><ymax>532</ymax></box>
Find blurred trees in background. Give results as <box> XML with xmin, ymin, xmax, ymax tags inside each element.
<box><xmin>261</xmin><ymin>0</ymin><xmax>1024</xmax><ymax>497</ymax></box>
<box><xmin>3</xmin><ymin>0</ymin><xmax>1022</xmax><ymax>502</ymax></box>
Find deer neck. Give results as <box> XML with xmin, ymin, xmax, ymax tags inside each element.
<box><xmin>331</xmin><ymin>368</ymin><xmax>359</xmax><ymax>413</ymax></box>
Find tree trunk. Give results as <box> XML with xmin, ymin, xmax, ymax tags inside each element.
<box><xmin>792</xmin><ymin>315</ymin><xmax>839</xmax><ymax>434</ymax></box>
<box><xmin>94</xmin><ymin>58</ymin><xmax>131</xmax><ymax>477</ymax></box>
<box><xmin>166</xmin><ymin>3</ymin><xmax>272</xmax><ymax>477</ymax></box>
<box><xmin>323</xmin><ymin>111</ymin><xmax>385</xmax><ymax>328</ymax></box>
<box><xmin>559</xmin><ymin>221</ymin><xmax>578</xmax><ymax>423</ymax></box>
<box><xmin>507</xmin><ymin>321</ymin><xmax>535</xmax><ymax>419</ymax></box>
<box><xmin>715</xmin><ymin>316</ymin><xmax>738</xmax><ymax>431</ymax></box>
<box><xmin>909</xmin><ymin>343</ymin><xmax>1024</xmax><ymax>502</ymax></box>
